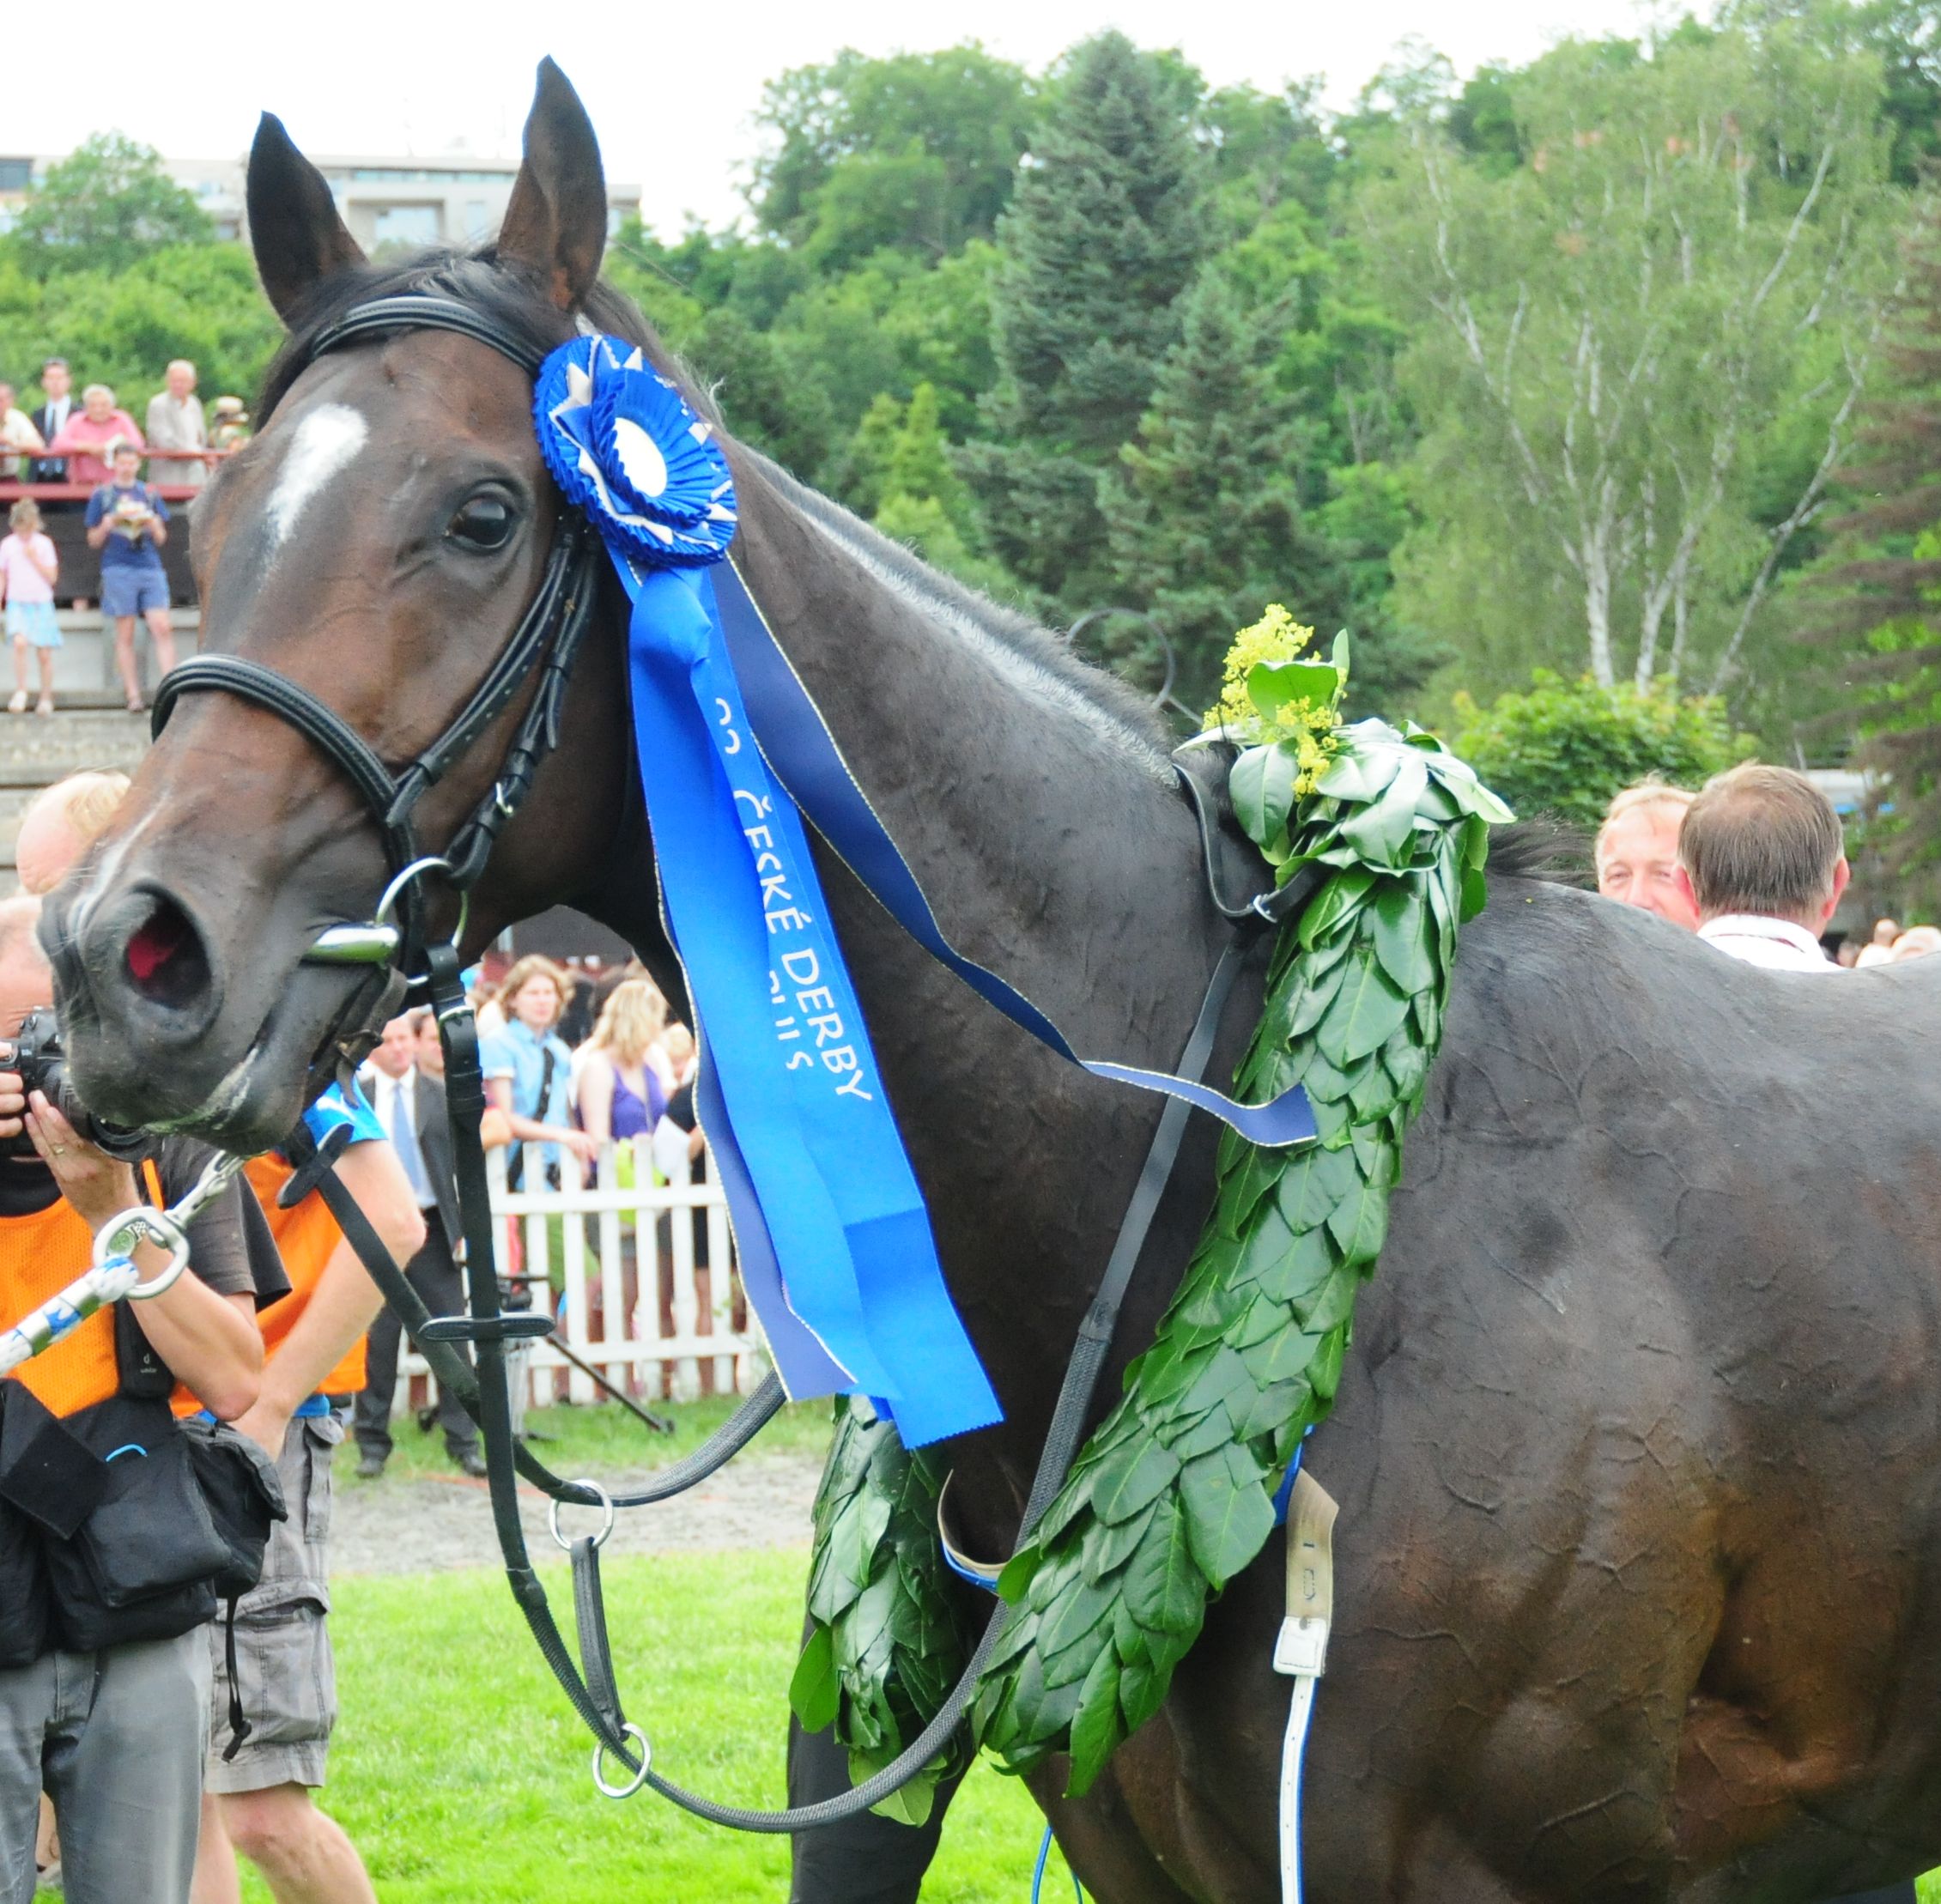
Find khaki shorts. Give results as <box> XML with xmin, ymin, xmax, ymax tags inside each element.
<box><xmin>205</xmin><ymin>1410</ymin><xmax>341</xmax><ymax>1793</ymax></box>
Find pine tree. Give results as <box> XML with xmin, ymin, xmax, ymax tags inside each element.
<box><xmin>883</xmin><ymin>382</ymin><xmax>967</xmax><ymax>528</ymax></box>
<box><xmin>1802</xmin><ymin>193</ymin><xmax>1941</xmax><ymax>901</ymax></box>
<box><xmin>959</xmin><ymin>31</ymin><xmax>1207</xmax><ymax>610</ymax></box>
<box><xmin>871</xmin><ymin>383</ymin><xmax>1020</xmax><ymax>602</ymax></box>
<box><xmin>1100</xmin><ymin>270</ymin><xmax>1336</xmax><ymax>706</ymax></box>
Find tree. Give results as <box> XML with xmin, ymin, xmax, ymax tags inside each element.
<box><xmin>1363</xmin><ymin>15</ymin><xmax>1901</xmax><ymax>700</ymax></box>
<box><xmin>1797</xmin><ymin>185</ymin><xmax>1941</xmax><ymax>888</ymax></box>
<box><xmin>842</xmin><ymin>381</ymin><xmax>1018</xmax><ymax>598</ymax></box>
<box><xmin>10</xmin><ymin>134</ymin><xmax>212</xmax><ymax>276</ymax></box>
<box><xmin>1452</xmin><ymin>670</ymin><xmax>1755</xmax><ymax>823</ymax></box>
<box><xmin>748</xmin><ymin>45</ymin><xmax>1035</xmax><ymax>270</ymax></box>
<box><xmin>959</xmin><ymin>31</ymin><xmax>1208</xmax><ymax>609</ymax></box>
<box><xmin>684</xmin><ymin>309</ymin><xmax>836</xmax><ymax>483</ymax></box>
<box><xmin>1100</xmin><ymin>270</ymin><xmax>1335</xmax><ymax>703</ymax></box>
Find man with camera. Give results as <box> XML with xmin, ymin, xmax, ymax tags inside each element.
<box><xmin>0</xmin><ymin>893</ymin><xmax>269</xmax><ymax>1903</ymax></box>
<box><xmin>17</xmin><ymin>769</ymin><xmax>422</xmax><ymax>1904</ymax></box>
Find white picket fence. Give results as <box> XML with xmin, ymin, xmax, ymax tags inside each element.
<box><xmin>396</xmin><ymin>1137</ymin><xmax>766</xmax><ymax>1411</ymax></box>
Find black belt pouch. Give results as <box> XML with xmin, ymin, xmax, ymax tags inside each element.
<box><xmin>0</xmin><ymin>1385</ymin><xmax>89</xmax><ymax>1666</ymax></box>
<box><xmin>178</xmin><ymin>1416</ymin><xmax>287</xmax><ymax>1599</ymax></box>
<box><xmin>45</xmin><ymin>1395</ymin><xmax>227</xmax><ymax>1650</ymax></box>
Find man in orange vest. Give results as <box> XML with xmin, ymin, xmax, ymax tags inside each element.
<box><xmin>15</xmin><ymin>771</ymin><xmax>428</xmax><ymax>1904</ymax></box>
<box><xmin>0</xmin><ymin>894</ymin><xmax>265</xmax><ymax>1904</ymax></box>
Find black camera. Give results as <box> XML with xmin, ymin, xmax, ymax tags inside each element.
<box><xmin>0</xmin><ymin>1010</ymin><xmax>149</xmax><ymax>1162</ymax></box>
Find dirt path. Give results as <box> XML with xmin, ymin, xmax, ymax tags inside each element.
<box><xmin>329</xmin><ymin>1452</ymin><xmax>822</xmax><ymax>1576</ymax></box>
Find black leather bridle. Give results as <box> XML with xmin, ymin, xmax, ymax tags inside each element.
<box><xmin>150</xmin><ymin>294</ymin><xmax>606</xmax><ymax>978</ymax></box>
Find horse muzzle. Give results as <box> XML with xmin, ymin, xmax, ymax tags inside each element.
<box><xmin>45</xmin><ymin>876</ymin><xmax>392</xmax><ymax>1151</ymax></box>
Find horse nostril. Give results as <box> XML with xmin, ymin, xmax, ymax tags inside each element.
<box><xmin>124</xmin><ymin>894</ymin><xmax>210</xmax><ymax>1013</ymax></box>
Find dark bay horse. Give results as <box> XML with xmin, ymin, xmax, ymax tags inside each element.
<box><xmin>41</xmin><ymin>63</ymin><xmax>1941</xmax><ymax>1903</ymax></box>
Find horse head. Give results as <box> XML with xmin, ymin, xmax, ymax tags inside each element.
<box><xmin>45</xmin><ymin>63</ymin><xmax>658</xmax><ymax>1149</ymax></box>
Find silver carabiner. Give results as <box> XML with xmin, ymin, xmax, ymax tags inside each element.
<box><xmin>94</xmin><ymin>1205</ymin><xmax>191</xmax><ymax>1300</ymax></box>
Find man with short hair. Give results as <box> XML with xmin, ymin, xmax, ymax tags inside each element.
<box><xmin>1677</xmin><ymin>771</ymin><xmax>1907</xmax><ymax>1904</ymax></box>
<box><xmin>13</xmin><ymin>773</ymin><xmax>132</xmax><ymax>897</ymax></box>
<box><xmin>146</xmin><ymin>362</ymin><xmax>209</xmax><ymax>490</ymax></box>
<box><xmin>27</xmin><ymin>359</ymin><xmax>88</xmax><ymax>610</ymax></box>
<box><xmin>1595</xmin><ymin>782</ymin><xmax>1699</xmax><ymax>931</ymax></box>
<box><xmin>26</xmin><ymin>359</ymin><xmax>74</xmax><ymax>485</ymax></box>
<box><xmin>352</xmin><ymin>1012</ymin><xmax>482</xmax><ymax>1481</ymax></box>
<box><xmin>0</xmin><ymin>894</ymin><xmax>266</xmax><ymax>1904</ymax></box>
<box><xmin>1676</xmin><ymin>763</ymin><xmax>1848</xmax><ymax>972</ymax></box>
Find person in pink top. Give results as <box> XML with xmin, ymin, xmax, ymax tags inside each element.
<box><xmin>45</xmin><ymin>384</ymin><xmax>144</xmax><ymax>488</ymax></box>
<box><xmin>0</xmin><ymin>499</ymin><xmax>60</xmax><ymax>718</ymax></box>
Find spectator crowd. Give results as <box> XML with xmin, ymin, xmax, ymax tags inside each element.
<box><xmin>0</xmin><ymin>355</ymin><xmax>252</xmax><ymax>718</ymax></box>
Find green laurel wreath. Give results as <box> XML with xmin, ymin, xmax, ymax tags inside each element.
<box><xmin>790</xmin><ymin>619</ymin><xmax>1510</xmax><ymax>1804</ymax></box>
<box><xmin>788</xmin><ymin>1396</ymin><xmax>978</xmax><ymax>1823</ymax></box>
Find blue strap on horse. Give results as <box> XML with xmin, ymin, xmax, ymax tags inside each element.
<box><xmin>532</xmin><ymin>333</ymin><xmax>1316</xmax><ymax>1446</ymax></box>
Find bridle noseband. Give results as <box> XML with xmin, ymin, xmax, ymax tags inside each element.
<box><xmin>150</xmin><ymin>294</ymin><xmax>606</xmax><ymax>977</ymax></box>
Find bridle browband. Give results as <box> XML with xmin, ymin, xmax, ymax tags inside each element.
<box><xmin>150</xmin><ymin>294</ymin><xmax>606</xmax><ymax>977</ymax></box>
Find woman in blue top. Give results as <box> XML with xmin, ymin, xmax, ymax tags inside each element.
<box><xmin>478</xmin><ymin>956</ymin><xmax>597</xmax><ymax>1187</ymax></box>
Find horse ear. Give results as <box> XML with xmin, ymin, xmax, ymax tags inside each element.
<box><xmin>495</xmin><ymin>58</ymin><xmax>607</xmax><ymax>311</ymax></box>
<box><xmin>247</xmin><ymin>113</ymin><xmax>366</xmax><ymax>323</ymax></box>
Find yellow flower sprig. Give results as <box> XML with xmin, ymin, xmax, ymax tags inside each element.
<box><xmin>1202</xmin><ymin>605</ymin><xmax>1346</xmax><ymax>797</ymax></box>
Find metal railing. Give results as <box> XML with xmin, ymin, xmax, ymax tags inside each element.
<box><xmin>395</xmin><ymin>1137</ymin><xmax>765</xmax><ymax>1412</ymax></box>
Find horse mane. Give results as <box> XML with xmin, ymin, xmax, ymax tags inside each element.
<box><xmin>743</xmin><ymin>452</ymin><xmax>1172</xmax><ymax>756</ymax></box>
<box><xmin>1489</xmin><ymin>817</ymin><xmax>1591</xmax><ymax>886</ymax></box>
<box><xmin>258</xmin><ymin>246</ymin><xmax>1175</xmax><ymax>765</ymax></box>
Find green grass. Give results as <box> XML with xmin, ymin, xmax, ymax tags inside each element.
<box><xmin>239</xmin><ymin>1549</ymin><xmax>1068</xmax><ymax>1903</ymax></box>
<box><xmin>367</xmin><ymin>1394</ymin><xmax>838</xmax><ymax>1483</ymax></box>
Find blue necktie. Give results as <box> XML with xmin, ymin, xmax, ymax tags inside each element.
<box><xmin>388</xmin><ymin>1076</ymin><xmax>433</xmax><ymax>1209</ymax></box>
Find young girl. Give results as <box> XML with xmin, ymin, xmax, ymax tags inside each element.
<box><xmin>0</xmin><ymin>499</ymin><xmax>58</xmax><ymax>716</ymax></box>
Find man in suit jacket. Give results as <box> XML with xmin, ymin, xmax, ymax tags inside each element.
<box><xmin>353</xmin><ymin>1011</ymin><xmax>485</xmax><ymax>1477</ymax></box>
<box><xmin>26</xmin><ymin>358</ymin><xmax>75</xmax><ymax>483</ymax></box>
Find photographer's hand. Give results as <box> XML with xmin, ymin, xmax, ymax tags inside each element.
<box><xmin>0</xmin><ymin>1069</ymin><xmax>23</xmax><ymax>1143</ymax></box>
<box><xmin>24</xmin><ymin>1094</ymin><xmax>137</xmax><ymax>1230</ymax></box>
<box><xmin>28</xmin><ymin>1094</ymin><xmax>261</xmax><ymax>1417</ymax></box>
<box><xmin>230</xmin><ymin>1396</ymin><xmax>293</xmax><ymax>1461</ymax></box>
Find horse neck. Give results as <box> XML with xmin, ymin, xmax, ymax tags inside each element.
<box><xmin>728</xmin><ymin>467</ymin><xmax>1212</xmax><ymax>1049</ymax></box>
<box><xmin>726</xmin><ymin>471</ymin><xmax>1230</xmax><ymax>1518</ymax></box>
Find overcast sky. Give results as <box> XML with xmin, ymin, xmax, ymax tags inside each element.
<box><xmin>14</xmin><ymin>0</ymin><xmax>1660</xmax><ymax>233</ymax></box>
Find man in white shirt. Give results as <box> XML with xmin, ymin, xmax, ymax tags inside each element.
<box><xmin>354</xmin><ymin>1014</ymin><xmax>482</xmax><ymax>1479</ymax></box>
<box><xmin>1674</xmin><ymin>763</ymin><xmax>1847</xmax><ymax>973</ymax></box>
<box><xmin>1677</xmin><ymin>768</ymin><xmax>1917</xmax><ymax>1904</ymax></box>
<box><xmin>145</xmin><ymin>361</ymin><xmax>209</xmax><ymax>489</ymax></box>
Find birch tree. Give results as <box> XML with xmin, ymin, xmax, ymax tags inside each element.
<box><xmin>1365</xmin><ymin>14</ymin><xmax>1900</xmax><ymax>695</ymax></box>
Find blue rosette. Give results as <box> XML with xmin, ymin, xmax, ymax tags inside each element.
<box><xmin>533</xmin><ymin>335</ymin><xmax>737</xmax><ymax>569</ymax></box>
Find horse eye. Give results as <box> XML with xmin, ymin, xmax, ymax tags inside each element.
<box><xmin>447</xmin><ymin>494</ymin><xmax>517</xmax><ymax>552</ymax></box>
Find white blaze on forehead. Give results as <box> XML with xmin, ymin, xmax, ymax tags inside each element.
<box><xmin>265</xmin><ymin>403</ymin><xmax>368</xmax><ymax>548</ymax></box>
